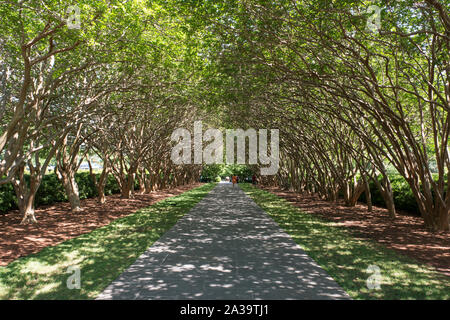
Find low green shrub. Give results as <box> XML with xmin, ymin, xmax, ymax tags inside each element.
<box><xmin>0</xmin><ymin>182</ymin><xmax>15</xmax><ymax>213</ymax></box>
<box><xmin>0</xmin><ymin>172</ymin><xmax>140</xmax><ymax>214</ymax></box>
<box><xmin>358</xmin><ymin>174</ymin><xmax>447</xmax><ymax>216</ymax></box>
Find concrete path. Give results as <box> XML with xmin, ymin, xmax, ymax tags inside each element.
<box><xmin>97</xmin><ymin>183</ymin><xmax>350</xmax><ymax>300</ymax></box>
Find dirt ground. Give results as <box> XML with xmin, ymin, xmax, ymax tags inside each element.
<box><xmin>260</xmin><ymin>186</ymin><xmax>450</xmax><ymax>277</ymax></box>
<box><xmin>0</xmin><ymin>184</ymin><xmax>202</xmax><ymax>267</ymax></box>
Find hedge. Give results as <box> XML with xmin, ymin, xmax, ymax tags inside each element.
<box><xmin>0</xmin><ymin>172</ymin><xmax>137</xmax><ymax>214</ymax></box>
<box><xmin>1</xmin><ymin>172</ymin><xmax>446</xmax><ymax>217</ymax></box>
<box><xmin>358</xmin><ymin>174</ymin><xmax>447</xmax><ymax>216</ymax></box>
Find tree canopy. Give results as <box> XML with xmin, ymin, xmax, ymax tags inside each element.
<box><xmin>0</xmin><ymin>0</ymin><xmax>448</xmax><ymax>231</ymax></box>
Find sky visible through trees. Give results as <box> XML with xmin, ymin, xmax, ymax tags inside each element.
<box><xmin>0</xmin><ymin>0</ymin><xmax>448</xmax><ymax>232</ymax></box>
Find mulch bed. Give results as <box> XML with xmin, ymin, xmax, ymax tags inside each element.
<box><xmin>0</xmin><ymin>183</ymin><xmax>202</xmax><ymax>267</ymax></box>
<box><xmin>259</xmin><ymin>186</ymin><xmax>450</xmax><ymax>277</ymax></box>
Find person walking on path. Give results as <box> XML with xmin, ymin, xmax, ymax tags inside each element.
<box><xmin>232</xmin><ymin>175</ymin><xmax>237</xmax><ymax>187</ymax></box>
<box><xmin>97</xmin><ymin>183</ymin><xmax>351</xmax><ymax>300</ymax></box>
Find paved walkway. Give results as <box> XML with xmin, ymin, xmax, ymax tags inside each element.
<box><xmin>97</xmin><ymin>183</ymin><xmax>350</xmax><ymax>300</ymax></box>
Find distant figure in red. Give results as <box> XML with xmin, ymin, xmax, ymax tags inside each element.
<box><xmin>232</xmin><ymin>175</ymin><xmax>237</xmax><ymax>187</ymax></box>
<box><xmin>252</xmin><ymin>175</ymin><xmax>257</xmax><ymax>185</ymax></box>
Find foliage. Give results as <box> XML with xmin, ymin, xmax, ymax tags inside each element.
<box><xmin>201</xmin><ymin>164</ymin><xmax>255</xmax><ymax>182</ymax></box>
<box><xmin>0</xmin><ymin>172</ymin><xmax>137</xmax><ymax>214</ymax></box>
<box><xmin>0</xmin><ymin>182</ymin><xmax>15</xmax><ymax>213</ymax></box>
<box><xmin>201</xmin><ymin>164</ymin><xmax>225</xmax><ymax>182</ymax></box>
<box><xmin>0</xmin><ymin>0</ymin><xmax>448</xmax><ymax>231</ymax></box>
<box><xmin>359</xmin><ymin>174</ymin><xmax>448</xmax><ymax>216</ymax></box>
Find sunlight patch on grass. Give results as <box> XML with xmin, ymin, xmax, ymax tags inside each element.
<box><xmin>240</xmin><ymin>183</ymin><xmax>449</xmax><ymax>300</ymax></box>
<box><xmin>34</xmin><ymin>282</ymin><xmax>60</xmax><ymax>296</ymax></box>
<box><xmin>19</xmin><ymin>260</ymin><xmax>63</xmax><ymax>275</ymax></box>
<box><xmin>0</xmin><ymin>183</ymin><xmax>216</xmax><ymax>300</ymax></box>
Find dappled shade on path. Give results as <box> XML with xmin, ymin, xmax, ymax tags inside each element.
<box><xmin>97</xmin><ymin>183</ymin><xmax>350</xmax><ymax>300</ymax></box>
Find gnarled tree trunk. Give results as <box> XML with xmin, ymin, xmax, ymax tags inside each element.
<box><xmin>58</xmin><ymin>170</ymin><xmax>82</xmax><ymax>213</ymax></box>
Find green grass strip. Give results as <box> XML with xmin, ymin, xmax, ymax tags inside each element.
<box><xmin>240</xmin><ymin>183</ymin><xmax>449</xmax><ymax>300</ymax></box>
<box><xmin>0</xmin><ymin>183</ymin><xmax>216</xmax><ymax>300</ymax></box>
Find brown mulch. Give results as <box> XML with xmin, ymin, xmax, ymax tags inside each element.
<box><xmin>259</xmin><ymin>186</ymin><xmax>450</xmax><ymax>277</ymax></box>
<box><xmin>0</xmin><ymin>183</ymin><xmax>202</xmax><ymax>267</ymax></box>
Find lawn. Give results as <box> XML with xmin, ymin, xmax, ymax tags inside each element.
<box><xmin>0</xmin><ymin>183</ymin><xmax>216</xmax><ymax>299</ymax></box>
<box><xmin>240</xmin><ymin>183</ymin><xmax>450</xmax><ymax>300</ymax></box>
